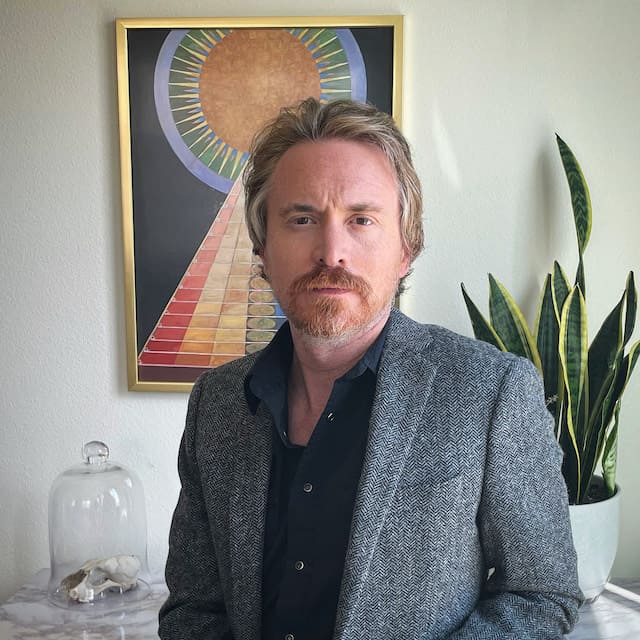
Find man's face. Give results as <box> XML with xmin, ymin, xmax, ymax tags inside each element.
<box><xmin>261</xmin><ymin>138</ymin><xmax>410</xmax><ymax>341</ymax></box>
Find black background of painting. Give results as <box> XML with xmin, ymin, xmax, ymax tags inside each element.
<box><xmin>126</xmin><ymin>27</ymin><xmax>395</xmax><ymax>350</ymax></box>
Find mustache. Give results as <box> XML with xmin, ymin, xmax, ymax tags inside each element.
<box><xmin>288</xmin><ymin>265</ymin><xmax>372</xmax><ymax>297</ymax></box>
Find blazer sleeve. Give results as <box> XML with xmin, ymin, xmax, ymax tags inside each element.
<box><xmin>158</xmin><ymin>376</ymin><xmax>233</xmax><ymax>640</ymax></box>
<box><xmin>447</xmin><ymin>357</ymin><xmax>583</xmax><ymax>639</ymax></box>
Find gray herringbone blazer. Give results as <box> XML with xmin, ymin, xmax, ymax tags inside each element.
<box><xmin>159</xmin><ymin>310</ymin><xmax>581</xmax><ymax>639</ymax></box>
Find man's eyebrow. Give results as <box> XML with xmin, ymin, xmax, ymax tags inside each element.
<box><xmin>278</xmin><ymin>202</ymin><xmax>383</xmax><ymax>216</ymax></box>
<box><xmin>348</xmin><ymin>202</ymin><xmax>382</xmax><ymax>213</ymax></box>
<box><xmin>278</xmin><ymin>203</ymin><xmax>320</xmax><ymax>216</ymax></box>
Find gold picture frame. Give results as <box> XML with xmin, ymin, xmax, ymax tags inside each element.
<box><xmin>116</xmin><ymin>16</ymin><xmax>404</xmax><ymax>391</ymax></box>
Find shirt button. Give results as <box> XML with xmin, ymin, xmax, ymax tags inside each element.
<box><xmin>303</xmin><ymin>482</ymin><xmax>313</xmax><ymax>493</ymax></box>
<box><xmin>285</xmin><ymin>635</ymin><xmax>295</xmax><ymax>640</ymax></box>
<box><xmin>294</xmin><ymin>560</ymin><xmax>304</xmax><ymax>571</ymax></box>
<box><xmin>326</xmin><ymin>412</ymin><xmax>335</xmax><ymax>422</ymax></box>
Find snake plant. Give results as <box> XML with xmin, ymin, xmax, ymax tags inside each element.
<box><xmin>461</xmin><ymin>135</ymin><xmax>638</xmax><ymax>505</ymax></box>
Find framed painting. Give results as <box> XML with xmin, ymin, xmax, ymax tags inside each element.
<box><xmin>116</xmin><ymin>16</ymin><xmax>403</xmax><ymax>391</ymax></box>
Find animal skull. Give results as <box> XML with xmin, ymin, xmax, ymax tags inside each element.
<box><xmin>60</xmin><ymin>555</ymin><xmax>141</xmax><ymax>603</ymax></box>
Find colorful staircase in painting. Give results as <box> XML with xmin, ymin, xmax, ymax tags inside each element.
<box><xmin>138</xmin><ymin>179</ymin><xmax>286</xmax><ymax>383</ymax></box>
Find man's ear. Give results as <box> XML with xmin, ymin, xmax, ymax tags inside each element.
<box><xmin>399</xmin><ymin>247</ymin><xmax>411</xmax><ymax>278</ymax></box>
<box><xmin>256</xmin><ymin>247</ymin><xmax>269</xmax><ymax>281</ymax></box>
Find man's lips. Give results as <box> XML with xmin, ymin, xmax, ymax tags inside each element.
<box><xmin>308</xmin><ymin>286</ymin><xmax>352</xmax><ymax>295</ymax></box>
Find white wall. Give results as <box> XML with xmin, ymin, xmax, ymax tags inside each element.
<box><xmin>1</xmin><ymin>0</ymin><xmax>639</xmax><ymax>601</ymax></box>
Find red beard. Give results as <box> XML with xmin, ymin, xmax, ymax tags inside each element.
<box><xmin>285</xmin><ymin>265</ymin><xmax>374</xmax><ymax>338</ymax></box>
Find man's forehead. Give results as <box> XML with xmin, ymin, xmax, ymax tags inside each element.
<box><xmin>264</xmin><ymin>139</ymin><xmax>399</xmax><ymax>217</ymax></box>
<box><xmin>270</xmin><ymin>139</ymin><xmax>396</xmax><ymax>186</ymax></box>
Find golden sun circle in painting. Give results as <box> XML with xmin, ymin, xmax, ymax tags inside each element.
<box><xmin>155</xmin><ymin>27</ymin><xmax>366</xmax><ymax>192</ymax></box>
<box><xmin>199</xmin><ymin>30</ymin><xmax>320</xmax><ymax>152</ymax></box>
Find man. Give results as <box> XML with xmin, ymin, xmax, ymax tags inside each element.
<box><xmin>159</xmin><ymin>98</ymin><xmax>582</xmax><ymax>640</ymax></box>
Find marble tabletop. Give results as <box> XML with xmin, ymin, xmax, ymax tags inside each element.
<box><xmin>1</xmin><ymin>571</ymin><xmax>639</xmax><ymax>638</ymax></box>
<box><xmin>0</xmin><ymin>570</ymin><xmax>167</xmax><ymax>639</ymax></box>
<box><xmin>568</xmin><ymin>579</ymin><xmax>640</xmax><ymax>639</ymax></box>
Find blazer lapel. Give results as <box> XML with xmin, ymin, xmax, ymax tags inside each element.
<box><xmin>334</xmin><ymin>329</ymin><xmax>439</xmax><ymax>639</ymax></box>
<box><xmin>228</xmin><ymin>404</ymin><xmax>273</xmax><ymax>640</ymax></box>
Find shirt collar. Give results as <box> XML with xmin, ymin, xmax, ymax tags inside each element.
<box><xmin>244</xmin><ymin>316</ymin><xmax>391</xmax><ymax>414</ymax></box>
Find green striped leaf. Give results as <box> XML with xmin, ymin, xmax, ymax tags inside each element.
<box><xmin>558</xmin><ymin>287</ymin><xmax>588</xmax><ymax>501</ymax></box>
<box><xmin>557</xmin><ymin>134</ymin><xmax>592</xmax><ymax>255</ymax></box>
<box><xmin>461</xmin><ymin>283</ymin><xmax>507</xmax><ymax>351</ymax></box>
<box><xmin>619</xmin><ymin>341</ymin><xmax>640</xmax><ymax>403</ymax></box>
<box><xmin>588</xmin><ymin>291</ymin><xmax>624</xmax><ymax>416</ymax></box>
<box><xmin>602</xmin><ymin>406</ymin><xmax>619</xmax><ymax>498</ymax></box>
<box><xmin>581</xmin><ymin>353</ymin><xmax>621</xmax><ymax>500</ymax></box>
<box><xmin>582</xmin><ymin>341</ymin><xmax>640</xmax><ymax>496</ymax></box>
<box><xmin>489</xmin><ymin>275</ymin><xmax>542</xmax><ymax>372</ymax></box>
<box><xmin>580</xmin><ymin>341</ymin><xmax>639</xmax><ymax>501</ymax></box>
<box><xmin>558</xmin><ymin>407</ymin><xmax>579</xmax><ymax>503</ymax></box>
<box><xmin>583</xmin><ymin>277</ymin><xmax>639</xmax><ymax>499</ymax></box>
<box><xmin>534</xmin><ymin>274</ymin><xmax>561</xmax><ymax>419</ymax></box>
<box><xmin>575</xmin><ymin>254</ymin><xmax>586</xmax><ymax>299</ymax></box>
<box><xmin>551</xmin><ymin>262</ymin><xmax>571</xmax><ymax>324</ymax></box>
<box><xmin>623</xmin><ymin>271</ymin><xmax>637</xmax><ymax>346</ymax></box>
<box><xmin>627</xmin><ymin>340</ymin><xmax>640</xmax><ymax>378</ymax></box>
<box><xmin>554</xmin><ymin>372</ymin><xmax>567</xmax><ymax>442</ymax></box>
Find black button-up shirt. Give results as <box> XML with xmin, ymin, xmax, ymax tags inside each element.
<box><xmin>246</xmin><ymin>321</ymin><xmax>388</xmax><ymax>640</ymax></box>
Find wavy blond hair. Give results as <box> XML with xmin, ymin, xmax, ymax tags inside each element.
<box><xmin>243</xmin><ymin>98</ymin><xmax>424</xmax><ymax>289</ymax></box>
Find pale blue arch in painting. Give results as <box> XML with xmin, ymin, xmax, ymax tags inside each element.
<box><xmin>327</xmin><ymin>29</ymin><xmax>366</xmax><ymax>102</ymax></box>
<box><xmin>154</xmin><ymin>27</ymin><xmax>367</xmax><ymax>194</ymax></box>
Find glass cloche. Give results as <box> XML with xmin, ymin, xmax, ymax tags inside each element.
<box><xmin>47</xmin><ymin>441</ymin><xmax>150</xmax><ymax>609</ymax></box>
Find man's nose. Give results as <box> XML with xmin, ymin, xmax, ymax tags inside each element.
<box><xmin>313</xmin><ymin>219</ymin><xmax>347</xmax><ymax>267</ymax></box>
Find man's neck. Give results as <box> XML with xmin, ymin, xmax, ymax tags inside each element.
<box><xmin>289</xmin><ymin>311</ymin><xmax>389</xmax><ymax>405</ymax></box>
<box><xmin>286</xmin><ymin>310</ymin><xmax>389</xmax><ymax>446</ymax></box>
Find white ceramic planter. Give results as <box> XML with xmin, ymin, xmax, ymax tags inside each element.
<box><xmin>569</xmin><ymin>486</ymin><xmax>621</xmax><ymax>602</ymax></box>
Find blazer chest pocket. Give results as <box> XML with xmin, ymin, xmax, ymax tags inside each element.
<box><xmin>384</xmin><ymin>415</ymin><xmax>465</xmax><ymax>524</ymax></box>
<box><xmin>381</xmin><ymin>472</ymin><xmax>467</xmax><ymax>569</ymax></box>
<box><xmin>393</xmin><ymin>467</ymin><xmax>463</xmax><ymax>515</ymax></box>
<box><xmin>396</xmin><ymin>426</ymin><xmax>462</xmax><ymax>488</ymax></box>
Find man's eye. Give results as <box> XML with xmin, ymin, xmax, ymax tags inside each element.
<box><xmin>292</xmin><ymin>216</ymin><xmax>312</xmax><ymax>225</ymax></box>
<box><xmin>354</xmin><ymin>216</ymin><xmax>373</xmax><ymax>225</ymax></box>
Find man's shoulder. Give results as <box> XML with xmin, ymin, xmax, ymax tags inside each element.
<box><xmin>385</xmin><ymin>309</ymin><xmax>531</xmax><ymax>380</ymax></box>
<box><xmin>387</xmin><ymin>309</ymin><xmax>510</xmax><ymax>361</ymax></box>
